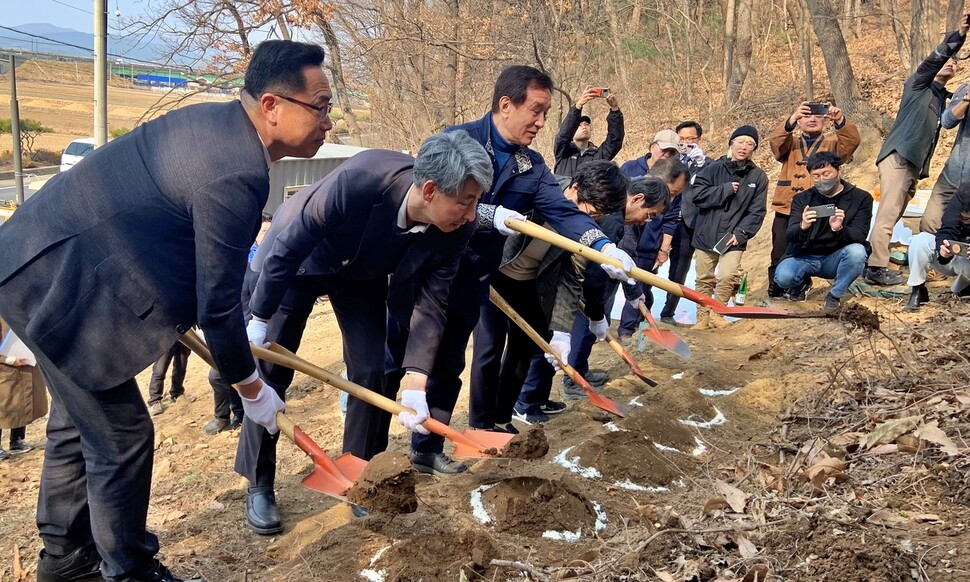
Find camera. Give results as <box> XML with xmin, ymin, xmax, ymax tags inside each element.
<box><xmin>806</xmin><ymin>102</ymin><xmax>830</xmax><ymax>116</ymax></box>
<box><xmin>593</xmin><ymin>87</ymin><xmax>609</xmax><ymax>98</ymax></box>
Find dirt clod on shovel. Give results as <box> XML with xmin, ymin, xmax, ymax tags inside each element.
<box><xmin>501</xmin><ymin>425</ymin><xmax>549</xmax><ymax>460</ymax></box>
<box><xmin>836</xmin><ymin>303</ymin><xmax>880</xmax><ymax>330</ymax></box>
<box><xmin>345</xmin><ymin>451</ymin><xmax>417</xmax><ymax>514</ymax></box>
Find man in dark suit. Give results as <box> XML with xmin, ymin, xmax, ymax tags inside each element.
<box><xmin>0</xmin><ymin>40</ymin><xmax>331</xmax><ymax>582</ymax></box>
<box><xmin>240</xmin><ymin>131</ymin><xmax>491</xmax><ymax>534</ymax></box>
<box><xmin>385</xmin><ymin>65</ymin><xmax>637</xmax><ymax>478</ymax></box>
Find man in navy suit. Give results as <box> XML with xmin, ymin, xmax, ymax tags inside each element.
<box><xmin>385</xmin><ymin>66</ymin><xmax>637</xmax><ymax>477</ymax></box>
<box><xmin>240</xmin><ymin>131</ymin><xmax>490</xmax><ymax>533</ymax></box>
<box><xmin>0</xmin><ymin>40</ymin><xmax>330</xmax><ymax>582</ymax></box>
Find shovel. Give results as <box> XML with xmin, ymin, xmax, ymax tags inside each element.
<box><xmin>179</xmin><ymin>329</ymin><xmax>366</xmax><ymax>500</ymax></box>
<box><xmin>249</xmin><ymin>342</ymin><xmax>514</xmax><ymax>458</ymax></box>
<box><xmin>504</xmin><ymin>218</ymin><xmax>800</xmax><ymax>319</ymax></box>
<box><xmin>577</xmin><ymin>303</ymin><xmax>658</xmax><ymax>387</ymax></box>
<box><xmin>489</xmin><ymin>287</ymin><xmax>627</xmax><ymax>418</ymax></box>
<box><xmin>637</xmin><ymin>300</ymin><xmax>692</xmax><ymax>358</ymax></box>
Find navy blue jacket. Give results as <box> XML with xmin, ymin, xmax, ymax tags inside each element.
<box><xmin>445</xmin><ymin>114</ymin><xmax>609</xmax><ymax>276</ymax></box>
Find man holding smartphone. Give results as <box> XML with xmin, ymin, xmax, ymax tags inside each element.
<box><xmin>773</xmin><ymin>152</ymin><xmax>872</xmax><ymax>311</ymax></box>
<box><xmin>767</xmin><ymin>98</ymin><xmax>860</xmax><ymax>299</ymax></box>
<box><xmin>553</xmin><ymin>86</ymin><xmax>625</xmax><ymax>177</ymax></box>
<box><xmin>867</xmin><ymin>16</ymin><xmax>970</xmax><ymax>286</ymax></box>
<box><xmin>904</xmin><ymin>183</ymin><xmax>970</xmax><ymax>311</ymax></box>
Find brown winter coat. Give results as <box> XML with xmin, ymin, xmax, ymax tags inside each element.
<box><xmin>768</xmin><ymin>118</ymin><xmax>861</xmax><ymax>215</ymax></box>
<box><xmin>0</xmin><ymin>318</ymin><xmax>48</xmax><ymax>430</ymax></box>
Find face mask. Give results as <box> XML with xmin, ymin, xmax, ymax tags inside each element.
<box><xmin>815</xmin><ymin>178</ymin><xmax>839</xmax><ymax>196</ymax></box>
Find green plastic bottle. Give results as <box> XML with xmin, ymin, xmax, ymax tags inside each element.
<box><xmin>736</xmin><ymin>271</ymin><xmax>749</xmax><ymax>305</ymax></box>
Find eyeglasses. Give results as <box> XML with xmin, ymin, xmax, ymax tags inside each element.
<box><xmin>275</xmin><ymin>94</ymin><xmax>334</xmax><ymax>118</ymax></box>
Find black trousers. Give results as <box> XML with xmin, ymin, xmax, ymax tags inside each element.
<box><xmin>1</xmin><ymin>426</ymin><xmax>26</xmax><ymax>446</ymax></box>
<box><xmin>769</xmin><ymin>212</ymin><xmax>790</xmax><ymax>286</ymax></box>
<box><xmin>469</xmin><ymin>274</ymin><xmax>548</xmax><ymax>428</ymax></box>
<box><xmin>386</xmin><ymin>256</ymin><xmax>489</xmax><ymax>455</ymax></box>
<box><xmin>146</xmin><ymin>342</ymin><xmax>190</xmax><ymax>404</ymax></box>
<box><xmin>36</xmin><ymin>359</ymin><xmax>158</xmax><ymax>580</ymax></box>
<box><xmin>660</xmin><ymin>221</ymin><xmax>695</xmax><ymax>318</ymax></box>
<box><xmin>208</xmin><ymin>368</ymin><xmax>243</xmax><ymax>422</ymax></box>
<box><xmin>234</xmin><ymin>274</ymin><xmax>392</xmax><ymax>489</ymax></box>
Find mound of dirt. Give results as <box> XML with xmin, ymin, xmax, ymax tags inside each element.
<box><xmin>345</xmin><ymin>451</ymin><xmax>417</xmax><ymax>514</ymax></box>
<box><xmin>777</xmin><ymin>528</ymin><xmax>910</xmax><ymax>582</ymax></box>
<box><xmin>373</xmin><ymin>527</ymin><xmax>498</xmax><ymax>581</ymax></box>
<box><xmin>573</xmin><ymin>432</ymin><xmax>686</xmax><ymax>488</ymax></box>
<box><xmin>502</xmin><ymin>425</ymin><xmax>549</xmax><ymax>459</ymax></box>
<box><xmin>480</xmin><ymin>477</ymin><xmax>597</xmax><ymax>536</ymax></box>
<box><xmin>617</xmin><ymin>407</ymin><xmax>699</xmax><ymax>451</ymax></box>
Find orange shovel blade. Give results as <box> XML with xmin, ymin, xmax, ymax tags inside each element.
<box><xmin>301</xmin><ymin>452</ymin><xmax>368</xmax><ymax>499</ymax></box>
<box><xmin>424</xmin><ymin>418</ymin><xmax>515</xmax><ymax>457</ymax></box>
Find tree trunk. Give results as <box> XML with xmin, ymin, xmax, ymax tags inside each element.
<box><xmin>804</xmin><ymin>0</ymin><xmax>889</xmax><ymax>147</ymax></box>
<box><xmin>441</xmin><ymin>0</ymin><xmax>459</xmax><ymax>129</ymax></box>
<box><xmin>316</xmin><ymin>15</ymin><xmax>363</xmax><ymax>146</ymax></box>
<box><xmin>798</xmin><ymin>0</ymin><xmax>814</xmax><ymax>100</ymax></box>
<box><xmin>723</xmin><ymin>0</ymin><xmax>752</xmax><ymax>107</ymax></box>
<box><xmin>629</xmin><ymin>0</ymin><xmax>641</xmax><ymax>34</ymax></box>
<box><xmin>886</xmin><ymin>0</ymin><xmax>911</xmax><ymax>71</ymax></box>
<box><xmin>910</xmin><ymin>0</ymin><xmax>941</xmax><ymax>75</ymax></box>
<box><xmin>723</xmin><ymin>0</ymin><xmax>737</xmax><ymax>90</ymax></box>
<box><xmin>946</xmin><ymin>0</ymin><xmax>964</xmax><ymax>32</ymax></box>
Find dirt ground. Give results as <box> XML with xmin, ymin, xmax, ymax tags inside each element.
<box><xmin>3</xmin><ymin>241</ymin><xmax>969</xmax><ymax>581</ymax></box>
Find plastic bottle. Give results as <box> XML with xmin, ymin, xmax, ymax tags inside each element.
<box><xmin>736</xmin><ymin>272</ymin><xmax>748</xmax><ymax>305</ymax></box>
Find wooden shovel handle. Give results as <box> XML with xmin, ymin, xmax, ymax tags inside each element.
<box><xmin>488</xmin><ymin>287</ymin><xmax>590</xmax><ymax>388</ymax></box>
<box><xmin>504</xmin><ymin>218</ymin><xmax>686</xmax><ymax>299</ymax></box>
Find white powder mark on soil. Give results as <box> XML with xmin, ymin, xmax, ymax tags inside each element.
<box><xmin>699</xmin><ymin>387</ymin><xmax>739</xmax><ymax>397</ymax></box>
<box><xmin>553</xmin><ymin>447</ymin><xmax>602</xmax><ymax>479</ymax></box>
<box><xmin>678</xmin><ymin>407</ymin><xmax>726</xmax><ymax>428</ymax></box>
<box><xmin>469</xmin><ymin>484</ymin><xmax>497</xmax><ymax>524</ymax></box>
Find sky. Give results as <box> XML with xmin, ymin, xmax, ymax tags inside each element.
<box><xmin>5</xmin><ymin>0</ymin><xmax>150</xmax><ymax>33</ymax></box>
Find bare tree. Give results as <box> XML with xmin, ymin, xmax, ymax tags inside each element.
<box><xmin>910</xmin><ymin>0</ymin><xmax>942</xmax><ymax>75</ymax></box>
<box><xmin>723</xmin><ymin>0</ymin><xmax>753</xmax><ymax>108</ymax></box>
<box><xmin>946</xmin><ymin>0</ymin><xmax>966</xmax><ymax>32</ymax></box>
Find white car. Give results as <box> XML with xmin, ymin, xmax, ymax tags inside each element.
<box><xmin>60</xmin><ymin>138</ymin><xmax>98</xmax><ymax>172</ymax></box>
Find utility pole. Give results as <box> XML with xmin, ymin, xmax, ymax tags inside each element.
<box><xmin>9</xmin><ymin>55</ymin><xmax>25</xmax><ymax>204</ymax></box>
<box><xmin>94</xmin><ymin>0</ymin><xmax>108</xmax><ymax>146</ymax></box>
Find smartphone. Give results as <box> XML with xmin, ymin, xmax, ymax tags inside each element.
<box><xmin>949</xmin><ymin>241</ymin><xmax>970</xmax><ymax>258</ymax></box>
<box><xmin>809</xmin><ymin>204</ymin><xmax>837</xmax><ymax>218</ymax></box>
<box><xmin>807</xmin><ymin>102</ymin><xmax>830</xmax><ymax>116</ymax></box>
<box><xmin>593</xmin><ymin>87</ymin><xmax>609</xmax><ymax>98</ymax></box>
<box><xmin>714</xmin><ymin>232</ymin><xmax>734</xmax><ymax>255</ymax></box>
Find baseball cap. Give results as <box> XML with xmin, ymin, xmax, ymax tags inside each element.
<box><xmin>652</xmin><ymin>129</ymin><xmax>680</xmax><ymax>152</ymax></box>
<box><xmin>579</xmin><ymin>115</ymin><xmax>592</xmax><ymax>125</ymax></box>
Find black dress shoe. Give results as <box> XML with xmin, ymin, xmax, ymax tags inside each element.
<box><xmin>115</xmin><ymin>559</ymin><xmax>204</xmax><ymax>581</ymax></box>
<box><xmin>409</xmin><ymin>451</ymin><xmax>467</xmax><ymax>476</ymax></box>
<box><xmin>246</xmin><ymin>486</ymin><xmax>283</xmax><ymax>535</ymax></box>
<box><xmin>37</xmin><ymin>546</ymin><xmax>103</xmax><ymax>582</ymax></box>
<box><xmin>904</xmin><ymin>284</ymin><xmax>929</xmax><ymax>312</ymax></box>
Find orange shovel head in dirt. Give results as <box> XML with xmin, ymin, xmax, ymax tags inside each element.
<box><xmin>637</xmin><ymin>300</ymin><xmax>691</xmax><ymax>358</ymax></box>
<box><xmin>179</xmin><ymin>330</ymin><xmax>366</xmax><ymax>500</ymax></box>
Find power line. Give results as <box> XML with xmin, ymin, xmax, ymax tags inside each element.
<box><xmin>0</xmin><ymin>24</ymin><xmax>189</xmax><ymax>70</ymax></box>
<box><xmin>47</xmin><ymin>0</ymin><xmax>94</xmax><ymax>15</ymax></box>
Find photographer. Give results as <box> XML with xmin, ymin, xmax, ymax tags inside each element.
<box><xmin>773</xmin><ymin>152</ymin><xmax>872</xmax><ymax>311</ymax></box>
<box><xmin>553</xmin><ymin>86</ymin><xmax>624</xmax><ymax>176</ymax></box>
<box><xmin>866</xmin><ymin>15</ymin><xmax>970</xmax><ymax>286</ymax></box>
<box><xmin>904</xmin><ymin>182</ymin><xmax>970</xmax><ymax>311</ymax></box>
<box><xmin>767</xmin><ymin>99</ymin><xmax>860</xmax><ymax>298</ymax></box>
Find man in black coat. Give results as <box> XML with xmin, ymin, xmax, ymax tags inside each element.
<box><xmin>553</xmin><ymin>86</ymin><xmax>624</xmax><ymax>176</ymax></box>
<box><xmin>241</xmin><ymin>131</ymin><xmax>491</xmax><ymax>533</ymax></box>
<box><xmin>0</xmin><ymin>41</ymin><xmax>330</xmax><ymax>582</ymax></box>
<box><xmin>773</xmin><ymin>152</ymin><xmax>872</xmax><ymax>311</ymax></box>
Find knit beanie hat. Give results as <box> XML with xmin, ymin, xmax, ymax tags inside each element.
<box><xmin>729</xmin><ymin>125</ymin><xmax>759</xmax><ymax>148</ymax></box>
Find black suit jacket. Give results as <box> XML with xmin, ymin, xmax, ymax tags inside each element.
<box><xmin>0</xmin><ymin>101</ymin><xmax>268</xmax><ymax>390</ymax></box>
<box><xmin>249</xmin><ymin>150</ymin><xmax>474</xmax><ymax>374</ymax></box>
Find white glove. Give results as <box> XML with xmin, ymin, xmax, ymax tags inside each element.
<box><xmin>628</xmin><ymin>294</ymin><xmax>645</xmax><ymax>310</ymax></box>
<box><xmin>687</xmin><ymin>144</ymin><xmax>706</xmax><ymax>167</ymax></box>
<box><xmin>544</xmin><ymin>331</ymin><xmax>571</xmax><ymax>366</ymax></box>
<box><xmin>240</xmin><ymin>384</ymin><xmax>285</xmax><ymax>434</ymax></box>
<box><xmin>588</xmin><ymin>317</ymin><xmax>609</xmax><ymax>341</ymax></box>
<box><xmin>246</xmin><ymin>318</ymin><xmax>269</xmax><ymax>348</ymax></box>
<box><xmin>493</xmin><ymin>205</ymin><xmax>526</xmax><ymax>236</ymax></box>
<box><xmin>398</xmin><ymin>389</ymin><xmax>431</xmax><ymax>435</ymax></box>
<box><xmin>600</xmin><ymin>243</ymin><xmax>636</xmax><ymax>284</ymax></box>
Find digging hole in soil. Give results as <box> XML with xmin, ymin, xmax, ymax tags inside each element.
<box><xmin>480</xmin><ymin>477</ymin><xmax>597</xmax><ymax>536</ymax></box>
<box><xmin>618</xmin><ymin>407</ymin><xmax>699</xmax><ymax>451</ymax></box>
<box><xmin>345</xmin><ymin>451</ymin><xmax>417</xmax><ymax>514</ymax></box>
